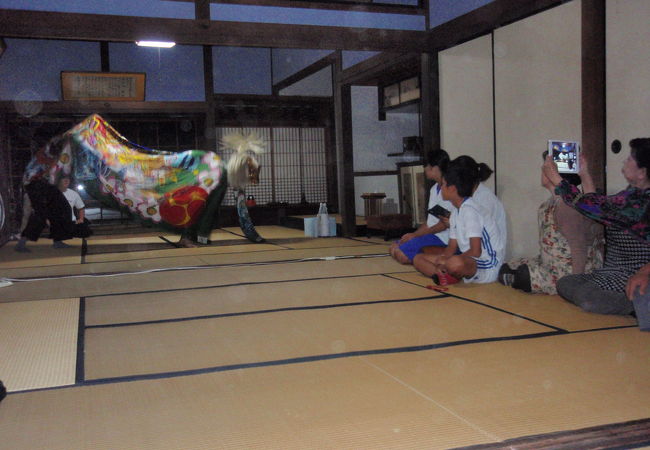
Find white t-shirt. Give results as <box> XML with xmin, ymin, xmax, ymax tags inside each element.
<box><xmin>62</xmin><ymin>188</ymin><xmax>84</xmax><ymax>221</ymax></box>
<box><xmin>426</xmin><ymin>184</ymin><xmax>454</xmax><ymax>244</ymax></box>
<box><xmin>449</xmin><ymin>196</ymin><xmax>505</xmax><ymax>281</ymax></box>
<box><xmin>472</xmin><ymin>183</ymin><xmax>508</xmax><ymax>243</ymax></box>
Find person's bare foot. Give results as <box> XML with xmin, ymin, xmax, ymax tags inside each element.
<box><xmin>177</xmin><ymin>238</ymin><xmax>197</xmax><ymax>248</ymax></box>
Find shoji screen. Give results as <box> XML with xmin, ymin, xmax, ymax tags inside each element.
<box><xmin>494</xmin><ymin>0</ymin><xmax>581</xmax><ymax>259</ymax></box>
<box><xmin>606</xmin><ymin>0</ymin><xmax>650</xmax><ymax>193</ymax></box>
<box><xmin>215</xmin><ymin>127</ymin><xmax>328</xmax><ymax>206</ymax></box>
<box><xmin>439</xmin><ymin>33</ymin><xmax>495</xmax><ymax>192</ymax></box>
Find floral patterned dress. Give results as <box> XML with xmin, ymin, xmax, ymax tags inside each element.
<box><xmin>509</xmin><ymin>197</ymin><xmax>603</xmax><ymax>294</ymax></box>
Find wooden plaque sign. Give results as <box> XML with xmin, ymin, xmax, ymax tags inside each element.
<box><xmin>61</xmin><ymin>71</ymin><xmax>146</xmax><ymax>101</ymax></box>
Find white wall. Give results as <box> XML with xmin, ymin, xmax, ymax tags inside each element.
<box><xmin>438</xmin><ymin>1</ymin><xmax>581</xmax><ymax>260</ymax></box>
<box><xmin>606</xmin><ymin>0</ymin><xmax>650</xmax><ymax>193</ymax></box>
<box><xmin>494</xmin><ymin>0</ymin><xmax>581</xmax><ymax>260</ymax></box>
<box><xmin>439</xmin><ymin>33</ymin><xmax>495</xmax><ymax>192</ymax></box>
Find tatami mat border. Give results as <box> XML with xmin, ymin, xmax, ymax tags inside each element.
<box><xmin>80</xmin><ymin>238</ymin><xmax>385</xmax><ymax>265</ymax></box>
<box><xmin>383</xmin><ymin>274</ymin><xmax>572</xmax><ymax>332</ymax></box>
<box><xmin>79</xmin><ymin>330</ymin><xmax>565</xmax><ymax>387</ymax></box>
<box><xmin>55</xmin><ymin>271</ymin><xmax>410</xmax><ymax>298</ymax></box>
<box><xmin>75</xmin><ymin>298</ymin><xmax>85</xmax><ymax>384</ymax></box>
<box><xmin>79</xmin><ymin>272</ymin><xmax>635</xmax><ymax>387</ymax></box>
<box><xmin>85</xmin><ymin>294</ymin><xmax>447</xmax><ymax>329</ymax></box>
<box><xmin>6</xmin><ymin>252</ymin><xmax>391</xmax><ymax>281</ymax></box>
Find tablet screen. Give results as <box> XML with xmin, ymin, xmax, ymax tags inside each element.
<box><xmin>548</xmin><ymin>140</ymin><xmax>579</xmax><ymax>173</ymax></box>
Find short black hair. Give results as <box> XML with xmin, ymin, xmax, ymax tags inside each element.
<box><xmin>425</xmin><ymin>149</ymin><xmax>450</xmax><ymax>172</ymax></box>
<box><xmin>630</xmin><ymin>138</ymin><xmax>650</xmax><ymax>180</ymax></box>
<box><xmin>442</xmin><ymin>159</ymin><xmax>477</xmax><ymax>198</ymax></box>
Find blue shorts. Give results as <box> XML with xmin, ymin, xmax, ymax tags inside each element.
<box><xmin>398</xmin><ymin>234</ymin><xmax>447</xmax><ymax>261</ymax></box>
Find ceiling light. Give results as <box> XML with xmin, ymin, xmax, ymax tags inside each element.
<box><xmin>136</xmin><ymin>41</ymin><xmax>176</xmax><ymax>48</ymax></box>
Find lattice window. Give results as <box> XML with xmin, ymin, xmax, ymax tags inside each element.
<box><xmin>215</xmin><ymin>127</ymin><xmax>327</xmax><ymax>206</ymax></box>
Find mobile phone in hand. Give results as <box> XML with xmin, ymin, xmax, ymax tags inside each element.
<box><xmin>428</xmin><ymin>204</ymin><xmax>451</xmax><ymax>219</ymax></box>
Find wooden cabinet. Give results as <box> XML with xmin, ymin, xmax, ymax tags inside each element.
<box><xmin>398</xmin><ymin>162</ymin><xmax>426</xmax><ymax>227</ymax></box>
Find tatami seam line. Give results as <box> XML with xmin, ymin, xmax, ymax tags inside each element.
<box><xmin>79</xmin><ymin>330</ymin><xmax>566</xmax><ymax>386</ymax></box>
<box><xmin>75</xmin><ymin>298</ymin><xmax>86</xmax><ymax>384</ymax></box>
<box><xmin>382</xmin><ymin>274</ymin><xmax>568</xmax><ymax>333</ymax></box>
<box><xmin>84</xmin><ymin>294</ymin><xmax>449</xmax><ymax>329</ymax></box>
<box><xmin>79</xmin><ymin>269</ymin><xmax>412</xmax><ymax>298</ymax></box>
<box><xmin>9</xmin><ymin>326</ymin><xmax>636</xmax><ymax>396</ymax></box>
<box><xmin>2</xmin><ymin>236</ymin><xmax>382</xmax><ymax>269</ymax></box>
<box><xmin>4</xmin><ymin>251</ymin><xmax>390</xmax><ymax>280</ymax></box>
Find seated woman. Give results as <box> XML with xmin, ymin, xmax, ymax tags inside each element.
<box><xmin>542</xmin><ymin>138</ymin><xmax>650</xmax><ymax>315</ymax></box>
<box><xmin>389</xmin><ymin>149</ymin><xmax>452</xmax><ymax>264</ymax></box>
<box><xmin>498</xmin><ymin>152</ymin><xmax>603</xmax><ymax>294</ymax></box>
<box><xmin>627</xmin><ymin>262</ymin><xmax>650</xmax><ymax>331</ymax></box>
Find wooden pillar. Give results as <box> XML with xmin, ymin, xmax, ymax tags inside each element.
<box><xmin>332</xmin><ymin>51</ymin><xmax>356</xmax><ymax>236</ymax></box>
<box><xmin>581</xmin><ymin>0</ymin><xmax>606</xmax><ymax>191</ymax></box>
<box><xmin>420</xmin><ymin>52</ymin><xmax>440</xmax><ymax>156</ymax></box>
<box><xmin>196</xmin><ymin>0</ymin><xmax>216</xmax><ymax>152</ymax></box>
<box><xmin>100</xmin><ymin>42</ymin><xmax>110</xmax><ymax>72</ymax></box>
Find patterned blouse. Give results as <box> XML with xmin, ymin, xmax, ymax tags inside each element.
<box><xmin>555</xmin><ymin>180</ymin><xmax>650</xmax><ymax>292</ymax></box>
<box><xmin>555</xmin><ymin>180</ymin><xmax>650</xmax><ymax>243</ymax></box>
<box><xmin>509</xmin><ymin>197</ymin><xmax>603</xmax><ymax>294</ymax></box>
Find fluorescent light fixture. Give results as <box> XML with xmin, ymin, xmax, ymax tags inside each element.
<box><xmin>77</xmin><ymin>184</ymin><xmax>85</xmax><ymax>191</ymax></box>
<box><xmin>136</xmin><ymin>41</ymin><xmax>176</xmax><ymax>48</ymax></box>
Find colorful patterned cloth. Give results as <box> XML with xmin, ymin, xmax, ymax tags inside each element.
<box><xmin>508</xmin><ymin>197</ymin><xmax>603</xmax><ymax>294</ymax></box>
<box><xmin>555</xmin><ymin>180</ymin><xmax>650</xmax><ymax>243</ymax></box>
<box><xmin>23</xmin><ymin>114</ymin><xmax>225</xmax><ymax>229</ymax></box>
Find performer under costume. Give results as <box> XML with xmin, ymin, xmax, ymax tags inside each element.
<box><xmin>20</xmin><ymin>114</ymin><xmax>265</xmax><ymax>247</ymax></box>
<box><xmin>20</xmin><ymin>178</ymin><xmax>75</xmax><ymax>243</ymax></box>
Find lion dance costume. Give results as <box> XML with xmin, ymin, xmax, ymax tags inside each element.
<box><xmin>22</xmin><ymin>114</ymin><xmax>264</xmax><ymax>245</ymax></box>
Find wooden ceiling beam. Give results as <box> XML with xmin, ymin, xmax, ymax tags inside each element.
<box><xmin>0</xmin><ymin>8</ymin><xmax>428</xmax><ymax>52</ymax></box>
<box><xmin>427</xmin><ymin>0</ymin><xmax>567</xmax><ymax>51</ymax></box>
<box><xmin>169</xmin><ymin>0</ymin><xmax>425</xmax><ymax>15</ymax></box>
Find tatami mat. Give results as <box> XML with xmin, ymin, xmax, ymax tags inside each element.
<box><xmin>278</xmin><ymin>237</ymin><xmax>385</xmax><ymax>249</ymax></box>
<box><xmin>0</xmin><ymin>298</ymin><xmax>79</xmax><ymax>392</ymax></box>
<box><xmin>362</xmin><ymin>328</ymin><xmax>650</xmax><ymax>442</ymax></box>
<box><xmin>84</xmin><ymin>274</ymin><xmax>435</xmax><ymax>326</ymax></box>
<box><xmin>161</xmin><ymin>228</ymin><xmax>245</xmax><ymax>242</ymax></box>
<box><xmin>83</xmin><ymin>289</ymin><xmax>551</xmax><ymax>380</ymax></box>
<box><xmin>0</xmin><ymin>255</ymin><xmax>404</xmax><ymax>302</ymax></box>
<box><xmin>1</xmin><ymin>225</ymin><xmax>648</xmax><ymax>449</ymax></box>
<box><xmin>0</xmin><ymin>358</ymin><xmax>492</xmax><ymax>450</ymax></box>
<box><xmin>83</xmin><ymin>242</ymin><xmax>281</xmax><ymax>263</ymax></box>
<box><xmin>1</xmin><ymin>243</ymin><xmax>386</xmax><ymax>280</ymax></box>
<box><xmin>0</xmin><ymin>238</ymin><xmax>83</xmax><ymax>268</ymax></box>
<box><xmin>390</xmin><ymin>272</ymin><xmax>638</xmax><ymax>332</ymax></box>
<box><xmin>223</xmin><ymin>225</ymin><xmax>310</xmax><ymax>239</ymax></box>
<box><xmin>86</xmin><ymin>235</ymin><xmax>168</xmax><ymax>245</ymax></box>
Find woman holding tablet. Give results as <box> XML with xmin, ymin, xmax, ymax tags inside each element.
<box><xmin>542</xmin><ymin>138</ymin><xmax>650</xmax><ymax>315</ymax></box>
<box><xmin>499</xmin><ymin>152</ymin><xmax>603</xmax><ymax>294</ymax></box>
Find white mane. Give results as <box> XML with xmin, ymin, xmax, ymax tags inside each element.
<box><xmin>221</xmin><ymin>132</ymin><xmax>266</xmax><ymax>190</ymax></box>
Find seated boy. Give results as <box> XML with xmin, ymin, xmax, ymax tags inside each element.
<box><xmin>413</xmin><ymin>160</ymin><xmax>506</xmax><ymax>285</ymax></box>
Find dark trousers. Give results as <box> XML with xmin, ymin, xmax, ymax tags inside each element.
<box><xmin>21</xmin><ymin>180</ymin><xmax>74</xmax><ymax>242</ymax></box>
<box><xmin>556</xmin><ymin>274</ymin><xmax>633</xmax><ymax>315</ymax></box>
